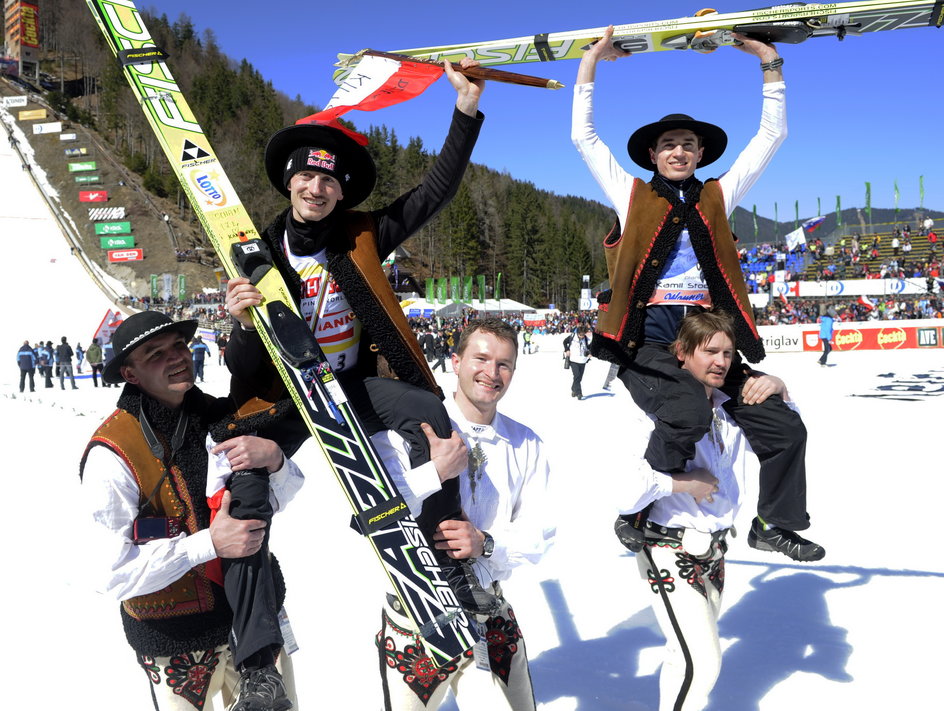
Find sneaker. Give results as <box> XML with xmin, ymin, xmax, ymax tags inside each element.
<box><xmin>232</xmin><ymin>665</ymin><xmax>292</xmax><ymax>711</ymax></box>
<box><xmin>441</xmin><ymin>557</ymin><xmax>501</xmax><ymax>616</ymax></box>
<box><xmin>602</xmin><ymin>383</ymin><xmax>612</xmax><ymax>391</ymax></box>
<box><xmin>747</xmin><ymin>517</ymin><xmax>825</xmax><ymax>562</ymax></box>
<box><xmin>614</xmin><ymin>513</ymin><xmax>646</xmax><ymax>553</ymax></box>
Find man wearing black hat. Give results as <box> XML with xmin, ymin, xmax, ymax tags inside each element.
<box><xmin>573</xmin><ymin>27</ymin><xmax>824</xmax><ymax>561</ymax></box>
<box><xmin>80</xmin><ymin>311</ymin><xmax>305</xmax><ymax>711</ymax></box>
<box><xmin>226</xmin><ymin>60</ymin><xmax>502</xmax><ymax>613</ymax></box>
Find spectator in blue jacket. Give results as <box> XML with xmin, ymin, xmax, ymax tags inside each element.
<box><xmin>190</xmin><ymin>335</ymin><xmax>211</xmax><ymax>382</ymax></box>
<box><xmin>818</xmin><ymin>310</ymin><xmax>836</xmax><ymax>367</ymax></box>
<box><xmin>17</xmin><ymin>341</ymin><xmax>36</xmax><ymax>393</ymax></box>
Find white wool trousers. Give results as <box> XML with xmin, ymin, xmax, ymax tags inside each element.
<box><xmin>637</xmin><ymin>534</ymin><xmax>727</xmax><ymax>711</ymax></box>
<box><xmin>136</xmin><ymin>644</ymin><xmax>296</xmax><ymax>710</ymax></box>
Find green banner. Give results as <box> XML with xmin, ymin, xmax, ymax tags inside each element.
<box><xmin>74</xmin><ymin>174</ymin><xmax>101</xmax><ymax>184</ymax></box>
<box><xmin>920</xmin><ymin>176</ymin><xmax>925</xmax><ymax>208</ymax></box>
<box><xmin>894</xmin><ymin>180</ymin><xmax>900</xmax><ymax>218</ymax></box>
<box><xmin>150</xmin><ymin>274</ymin><xmax>159</xmax><ymax>300</ymax></box>
<box><xmin>462</xmin><ymin>276</ymin><xmax>472</xmax><ymax>301</ymax></box>
<box><xmin>450</xmin><ymin>276</ymin><xmax>460</xmax><ymax>302</ymax></box>
<box><xmin>794</xmin><ymin>200</ymin><xmax>799</xmax><ymax>231</ymax></box>
<box><xmin>752</xmin><ymin>205</ymin><xmax>758</xmax><ymax>239</ymax></box>
<box><xmin>865</xmin><ymin>182</ymin><xmax>871</xmax><ymax>220</ymax></box>
<box><xmin>477</xmin><ymin>274</ymin><xmax>486</xmax><ymax>304</ymax></box>
<box><xmin>425</xmin><ymin>277</ymin><xmax>434</xmax><ymax>302</ymax></box>
<box><xmin>99</xmin><ymin>235</ymin><xmax>134</xmax><ymax>249</ymax></box>
<box><xmin>437</xmin><ymin>278</ymin><xmax>447</xmax><ymax>304</ymax></box>
<box><xmin>67</xmin><ymin>161</ymin><xmax>97</xmax><ymax>172</ymax></box>
<box><xmin>836</xmin><ymin>196</ymin><xmax>842</xmax><ymax>227</ymax></box>
<box><xmin>178</xmin><ymin>274</ymin><xmax>186</xmax><ymax>302</ymax></box>
<box><xmin>495</xmin><ymin>272</ymin><xmax>502</xmax><ymax>301</ymax></box>
<box><xmin>94</xmin><ymin>221</ymin><xmax>132</xmax><ymax>235</ymax></box>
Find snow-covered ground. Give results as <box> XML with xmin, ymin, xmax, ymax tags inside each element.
<box><xmin>4</xmin><ymin>109</ymin><xmax>943</xmax><ymax>710</ymax></box>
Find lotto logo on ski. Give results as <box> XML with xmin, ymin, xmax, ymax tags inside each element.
<box><xmin>188</xmin><ymin>169</ymin><xmax>229</xmax><ymax>209</ymax></box>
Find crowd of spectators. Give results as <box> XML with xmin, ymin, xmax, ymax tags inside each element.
<box><xmin>756</xmin><ymin>295</ymin><xmax>944</xmax><ymax>325</ymax></box>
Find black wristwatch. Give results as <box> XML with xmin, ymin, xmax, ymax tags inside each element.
<box><xmin>481</xmin><ymin>531</ymin><xmax>495</xmax><ymax>559</ymax></box>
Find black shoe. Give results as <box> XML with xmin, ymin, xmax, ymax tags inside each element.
<box><xmin>748</xmin><ymin>517</ymin><xmax>825</xmax><ymax>562</ymax></box>
<box><xmin>441</xmin><ymin>557</ymin><xmax>501</xmax><ymax>616</ymax></box>
<box><xmin>614</xmin><ymin>511</ymin><xmax>649</xmax><ymax>553</ymax></box>
<box><xmin>232</xmin><ymin>664</ymin><xmax>292</xmax><ymax>711</ymax></box>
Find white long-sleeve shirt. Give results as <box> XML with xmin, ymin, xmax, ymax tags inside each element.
<box><xmin>571</xmin><ymin>80</ymin><xmax>787</xmax><ymax>224</ymax></box>
<box><xmin>617</xmin><ymin>391</ymin><xmax>798</xmax><ymax>533</ymax></box>
<box><xmin>615</xmin><ymin>391</ymin><xmax>747</xmax><ymax>533</ymax></box>
<box><xmin>371</xmin><ymin>396</ymin><xmax>555</xmax><ymax>587</ymax></box>
<box><xmin>81</xmin><ymin>435</ymin><xmax>304</xmax><ymax>601</ymax></box>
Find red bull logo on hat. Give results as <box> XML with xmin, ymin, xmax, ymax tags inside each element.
<box><xmin>307</xmin><ymin>148</ymin><xmax>336</xmax><ymax>171</ymax></box>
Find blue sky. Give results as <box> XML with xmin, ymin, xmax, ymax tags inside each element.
<box><xmin>142</xmin><ymin>1</ymin><xmax>941</xmax><ymax>221</ymax></box>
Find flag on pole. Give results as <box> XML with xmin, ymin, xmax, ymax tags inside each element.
<box><xmin>894</xmin><ymin>180</ymin><xmax>900</xmax><ymax>218</ymax></box>
<box><xmin>477</xmin><ymin>274</ymin><xmax>486</xmax><ymax>305</ymax></box>
<box><xmin>794</xmin><ymin>200</ymin><xmax>799</xmax><ymax>231</ymax></box>
<box><xmin>774</xmin><ymin>202</ymin><xmax>779</xmax><ymax>239</ymax></box>
<box><xmin>495</xmin><ymin>272</ymin><xmax>502</xmax><ymax>300</ymax></box>
<box><xmin>318</xmin><ymin>54</ymin><xmax>443</xmax><ymax>122</ymax></box>
<box><xmin>817</xmin><ymin>197</ymin><xmax>821</xmax><ymax>216</ymax></box>
<box><xmin>920</xmin><ymin>176</ymin><xmax>925</xmax><ymax>208</ymax></box>
<box><xmin>858</xmin><ymin>295</ymin><xmax>875</xmax><ymax>311</ymax></box>
<box><xmin>785</xmin><ymin>226</ymin><xmax>807</xmax><ymax>252</ymax></box>
<box><xmin>865</xmin><ymin>182</ymin><xmax>871</xmax><ymax>220</ymax></box>
<box><xmin>463</xmin><ymin>276</ymin><xmax>473</xmax><ymax>301</ymax></box>
<box><xmin>425</xmin><ymin>277</ymin><xmax>434</xmax><ymax>301</ymax></box>
<box><xmin>836</xmin><ymin>196</ymin><xmax>842</xmax><ymax>227</ymax></box>
<box><xmin>802</xmin><ymin>216</ymin><xmax>826</xmax><ymax>232</ymax></box>
<box><xmin>752</xmin><ymin>205</ymin><xmax>758</xmax><ymax>239</ymax></box>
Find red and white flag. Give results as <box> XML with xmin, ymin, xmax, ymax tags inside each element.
<box><xmin>318</xmin><ymin>54</ymin><xmax>443</xmax><ymax>122</ymax></box>
<box><xmin>858</xmin><ymin>295</ymin><xmax>875</xmax><ymax>311</ymax></box>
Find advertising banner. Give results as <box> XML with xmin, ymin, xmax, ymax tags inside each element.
<box><xmin>770</xmin><ymin>277</ymin><xmax>936</xmax><ymax>299</ymax></box>
<box><xmin>20</xmin><ymin>3</ymin><xmax>40</xmax><ymax>49</ymax></box>
<box><xmin>79</xmin><ymin>190</ymin><xmax>108</xmax><ymax>202</ymax></box>
<box><xmin>99</xmin><ymin>235</ymin><xmax>134</xmax><ymax>249</ymax></box>
<box><xmin>88</xmin><ymin>207</ymin><xmax>125</xmax><ymax>220</ymax></box>
<box><xmin>2</xmin><ymin>96</ymin><xmax>28</xmax><ymax>108</ymax></box>
<box><xmin>68</xmin><ymin>161</ymin><xmax>97</xmax><ymax>172</ymax></box>
<box><xmin>74</xmin><ymin>175</ymin><xmax>101</xmax><ymax>184</ymax></box>
<box><xmin>60</xmin><ymin>133</ymin><xmax>77</xmax><ymax>141</ymax></box>
<box><xmin>64</xmin><ymin>147</ymin><xmax>88</xmax><ymax>156</ymax></box>
<box><xmin>801</xmin><ymin>324</ymin><xmax>944</xmax><ymax>352</ymax></box>
<box><xmin>107</xmin><ymin>248</ymin><xmax>143</xmax><ymax>262</ymax></box>
<box><xmin>18</xmin><ymin>109</ymin><xmax>47</xmax><ymax>121</ymax></box>
<box><xmin>94</xmin><ymin>221</ymin><xmax>131</xmax><ymax>235</ymax></box>
<box><xmin>33</xmin><ymin>122</ymin><xmax>62</xmax><ymax>135</ymax></box>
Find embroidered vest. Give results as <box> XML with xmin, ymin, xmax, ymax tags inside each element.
<box><xmin>594</xmin><ymin>178</ymin><xmax>764</xmax><ymax>365</ymax></box>
<box><xmin>263</xmin><ymin>209</ymin><xmax>441</xmax><ymax>397</ymax></box>
<box><xmin>88</xmin><ymin>408</ymin><xmax>218</xmax><ymax>622</ymax></box>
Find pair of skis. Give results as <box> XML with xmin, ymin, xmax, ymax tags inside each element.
<box><xmin>334</xmin><ymin>1</ymin><xmax>942</xmax><ymax>81</ymax></box>
<box><xmin>86</xmin><ymin>0</ymin><xmax>479</xmax><ymax>666</ymax></box>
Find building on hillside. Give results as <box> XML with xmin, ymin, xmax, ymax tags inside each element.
<box><xmin>3</xmin><ymin>1</ymin><xmax>40</xmax><ymax>80</ymax></box>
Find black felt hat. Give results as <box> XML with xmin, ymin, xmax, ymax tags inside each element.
<box><xmin>263</xmin><ymin>119</ymin><xmax>376</xmax><ymax>208</ymax></box>
<box><xmin>102</xmin><ymin>311</ymin><xmax>197</xmax><ymax>385</ymax></box>
<box><xmin>626</xmin><ymin>113</ymin><xmax>728</xmax><ymax>171</ymax></box>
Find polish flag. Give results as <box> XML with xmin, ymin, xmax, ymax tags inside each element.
<box><xmin>316</xmin><ymin>54</ymin><xmax>443</xmax><ymax>123</ymax></box>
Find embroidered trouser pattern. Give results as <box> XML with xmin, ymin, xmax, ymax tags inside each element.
<box><xmin>136</xmin><ymin>644</ymin><xmax>296</xmax><ymax>710</ymax></box>
<box><xmin>637</xmin><ymin>537</ymin><xmax>726</xmax><ymax>711</ymax></box>
<box><xmin>377</xmin><ymin>597</ymin><xmax>535</xmax><ymax>711</ymax></box>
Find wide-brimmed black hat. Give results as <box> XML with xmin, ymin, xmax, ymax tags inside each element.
<box><xmin>102</xmin><ymin>311</ymin><xmax>198</xmax><ymax>385</ymax></box>
<box><xmin>263</xmin><ymin>121</ymin><xmax>376</xmax><ymax>208</ymax></box>
<box><xmin>627</xmin><ymin>113</ymin><xmax>728</xmax><ymax>171</ymax></box>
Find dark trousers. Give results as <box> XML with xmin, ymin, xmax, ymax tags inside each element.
<box><xmin>90</xmin><ymin>362</ymin><xmax>104</xmax><ymax>386</ymax></box>
<box><xmin>569</xmin><ymin>361</ymin><xmax>586</xmax><ymax>398</ymax></box>
<box><xmin>19</xmin><ymin>368</ymin><xmax>35</xmax><ymax>392</ymax></box>
<box><xmin>818</xmin><ymin>339</ymin><xmax>832</xmax><ymax>365</ymax></box>
<box><xmin>619</xmin><ymin>343</ymin><xmax>810</xmax><ymax>531</ymax></box>
<box><xmin>344</xmin><ymin>376</ymin><xmax>460</xmax><ymax>535</ymax></box>
<box><xmin>224</xmin><ymin>470</ymin><xmax>282</xmax><ymax>670</ymax></box>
